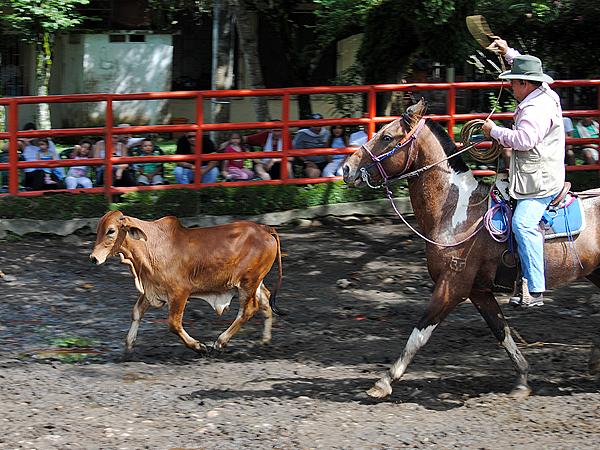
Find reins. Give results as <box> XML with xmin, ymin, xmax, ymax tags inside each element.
<box><xmin>361</xmin><ymin>87</ymin><xmax>510</xmax><ymax>248</ymax></box>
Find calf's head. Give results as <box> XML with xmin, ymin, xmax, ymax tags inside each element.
<box><xmin>90</xmin><ymin>210</ymin><xmax>147</xmax><ymax>264</ymax></box>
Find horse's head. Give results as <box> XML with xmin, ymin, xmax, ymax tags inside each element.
<box><xmin>342</xmin><ymin>99</ymin><xmax>427</xmax><ymax>187</ymax></box>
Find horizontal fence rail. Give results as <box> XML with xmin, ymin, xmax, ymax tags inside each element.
<box><xmin>1</xmin><ymin>80</ymin><xmax>599</xmax><ymax>199</ymax></box>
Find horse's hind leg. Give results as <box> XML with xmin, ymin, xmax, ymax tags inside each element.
<box><xmin>470</xmin><ymin>289</ymin><xmax>531</xmax><ymax>398</ymax></box>
<box><xmin>585</xmin><ymin>267</ymin><xmax>600</xmax><ymax>288</ymax></box>
<box><xmin>367</xmin><ymin>280</ymin><xmax>462</xmax><ymax>399</ymax></box>
<box><xmin>585</xmin><ymin>268</ymin><xmax>600</xmax><ymax>373</ymax></box>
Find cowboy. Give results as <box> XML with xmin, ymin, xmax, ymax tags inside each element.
<box><xmin>482</xmin><ymin>38</ymin><xmax>565</xmax><ymax>308</ymax></box>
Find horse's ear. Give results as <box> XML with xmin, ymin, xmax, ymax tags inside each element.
<box><xmin>406</xmin><ymin>98</ymin><xmax>427</xmax><ymax>121</ymax></box>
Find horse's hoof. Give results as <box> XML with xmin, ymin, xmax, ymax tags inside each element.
<box><xmin>120</xmin><ymin>350</ymin><xmax>135</xmax><ymax>362</ymax></box>
<box><xmin>208</xmin><ymin>341</ymin><xmax>225</xmax><ymax>356</ymax></box>
<box><xmin>191</xmin><ymin>341</ymin><xmax>208</xmax><ymax>355</ymax></box>
<box><xmin>367</xmin><ymin>380</ymin><xmax>392</xmax><ymax>399</ymax></box>
<box><xmin>510</xmin><ymin>384</ymin><xmax>531</xmax><ymax>399</ymax></box>
<box><xmin>588</xmin><ymin>346</ymin><xmax>600</xmax><ymax>374</ymax></box>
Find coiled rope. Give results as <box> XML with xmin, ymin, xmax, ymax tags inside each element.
<box><xmin>460</xmin><ymin>119</ymin><xmax>505</xmax><ymax>163</ymax></box>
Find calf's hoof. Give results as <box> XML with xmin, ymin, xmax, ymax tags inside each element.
<box><xmin>260</xmin><ymin>336</ymin><xmax>272</xmax><ymax>345</ymax></box>
<box><xmin>509</xmin><ymin>384</ymin><xmax>531</xmax><ymax>399</ymax></box>
<box><xmin>367</xmin><ymin>379</ymin><xmax>392</xmax><ymax>399</ymax></box>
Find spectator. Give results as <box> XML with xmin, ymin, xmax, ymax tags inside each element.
<box><xmin>93</xmin><ymin>133</ymin><xmax>136</xmax><ymax>186</ymax></box>
<box><xmin>573</xmin><ymin>117</ymin><xmax>599</xmax><ymax>164</ymax></box>
<box><xmin>22</xmin><ymin>138</ymin><xmax>64</xmax><ymax>190</ymax></box>
<box><xmin>135</xmin><ymin>138</ymin><xmax>165</xmax><ymax>185</ymax></box>
<box><xmin>292</xmin><ymin>113</ymin><xmax>330</xmax><ymax>178</ymax></box>
<box><xmin>222</xmin><ymin>132</ymin><xmax>254</xmax><ymax>180</ymax></box>
<box><xmin>0</xmin><ymin>138</ymin><xmax>26</xmax><ymax>190</ymax></box>
<box><xmin>173</xmin><ymin>133</ymin><xmax>219</xmax><ymax>184</ymax></box>
<box><xmin>65</xmin><ymin>139</ymin><xmax>93</xmax><ymax>189</ymax></box>
<box><xmin>349</xmin><ymin>118</ymin><xmax>369</xmax><ymax>147</ymax></box>
<box><xmin>36</xmin><ymin>138</ymin><xmax>65</xmax><ymax>185</ymax></box>
<box><xmin>117</xmin><ymin>123</ymin><xmax>145</xmax><ymax>149</ymax></box>
<box><xmin>563</xmin><ymin>116</ymin><xmax>575</xmax><ymax>165</ymax></box>
<box><xmin>245</xmin><ymin>121</ymin><xmax>294</xmax><ymax>180</ymax></box>
<box><xmin>322</xmin><ymin>125</ymin><xmax>349</xmax><ymax>177</ymax></box>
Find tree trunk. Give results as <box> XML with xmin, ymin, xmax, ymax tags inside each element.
<box><xmin>231</xmin><ymin>0</ymin><xmax>270</xmax><ymax>121</ymax></box>
<box><xmin>212</xmin><ymin>1</ymin><xmax>235</xmax><ymax>144</ymax></box>
<box><xmin>35</xmin><ymin>32</ymin><xmax>53</xmax><ymax>130</ymax></box>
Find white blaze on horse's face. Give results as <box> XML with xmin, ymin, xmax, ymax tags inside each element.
<box><xmin>449</xmin><ymin>170</ymin><xmax>479</xmax><ymax>229</ymax></box>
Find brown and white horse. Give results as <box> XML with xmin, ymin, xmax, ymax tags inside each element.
<box><xmin>342</xmin><ymin>99</ymin><xmax>600</xmax><ymax>399</ymax></box>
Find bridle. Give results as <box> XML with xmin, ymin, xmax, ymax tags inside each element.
<box><xmin>360</xmin><ymin>114</ymin><xmax>426</xmax><ymax>189</ymax></box>
<box><xmin>358</xmin><ymin>114</ymin><xmax>511</xmax><ymax>248</ymax></box>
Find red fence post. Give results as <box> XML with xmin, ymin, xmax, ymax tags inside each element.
<box><xmin>104</xmin><ymin>97</ymin><xmax>114</xmax><ymax>202</ymax></box>
<box><xmin>368</xmin><ymin>87</ymin><xmax>376</xmax><ymax>138</ymax></box>
<box><xmin>281</xmin><ymin>93</ymin><xmax>290</xmax><ymax>179</ymax></box>
<box><xmin>447</xmin><ymin>84</ymin><xmax>456</xmax><ymax>139</ymax></box>
<box><xmin>7</xmin><ymin>100</ymin><xmax>19</xmax><ymax>195</ymax></box>
<box><xmin>194</xmin><ymin>93</ymin><xmax>204</xmax><ymax>189</ymax></box>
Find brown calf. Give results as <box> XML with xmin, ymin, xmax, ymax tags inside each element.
<box><xmin>90</xmin><ymin>211</ymin><xmax>282</xmax><ymax>354</ymax></box>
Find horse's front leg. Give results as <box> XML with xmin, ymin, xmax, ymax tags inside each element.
<box><xmin>367</xmin><ymin>279</ymin><xmax>464</xmax><ymax>399</ymax></box>
<box><xmin>469</xmin><ymin>288</ymin><xmax>531</xmax><ymax>398</ymax></box>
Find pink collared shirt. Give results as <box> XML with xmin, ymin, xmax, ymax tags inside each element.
<box><xmin>489</xmin><ymin>49</ymin><xmax>562</xmax><ymax>151</ymax></box>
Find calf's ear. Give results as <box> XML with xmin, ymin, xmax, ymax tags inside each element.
<box><xmin>128</xmin><ymin>227</ymin><xmax>147</xmax><ymax>241</ymax></box>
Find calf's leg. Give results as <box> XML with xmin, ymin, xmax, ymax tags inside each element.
<box><xmin>167</xmin><ymin>293</ymin><xmax>207</xmax><ymax>354</ymax></box>
<box><xmin>258</xmin><ymin>283</ymin><xmax>273</xmax><ymax>344</ymax></box>
<box><xmin>125</xmin><ymin>294</ymin><xmax>150</xmax><ymax>353</ymax></box>
<box><xmin>214</xmin><ymin>286</ymin><xmax>260</xmax><ymax>350</ymax></box>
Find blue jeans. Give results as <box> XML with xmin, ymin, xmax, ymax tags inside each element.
<box><xmin>512</xmin><ymin>194</ymin><xmax>555</xmax><ymax>293</ymax></box>
<box><xmin>174</xmin><ymin>165</ymin><xmax>219</xmax><ymax>184</ymax></box>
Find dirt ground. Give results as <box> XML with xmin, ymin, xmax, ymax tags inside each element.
<box><xmin>1</xmin><ymin>216</ymin><xmax>600</xmax><ymax>449</ymax></box>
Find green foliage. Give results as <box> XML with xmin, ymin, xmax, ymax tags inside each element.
<box><xmin>0</xmin><ymin>183</ymin><xmax>409</xmax><ymax>220</ymax></box>
<box><xmin>477</xmin><ymin>0</ymin><xmax>600</xmax><ymax>78</ymax></box>
<box><xmin>49</xmin><ymin>336</ymin><xmax>95</xmax><ymax>348</ymax></box>
<box><xmin>325</xmin><ymin>64</ymin><xmax>365</xmax><ymax>117</ymax></box>
<box><xmin>0</xmin><ymin>194</ymin><xmax>108</xmax><ymax>219</ymax></box>
<box><xmin>0</xmin><ymin>0</ymin><xmax>89</xmax><ymax>41</ymax></box>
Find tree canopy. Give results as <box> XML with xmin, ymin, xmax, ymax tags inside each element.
<box><xmin>0</xmin><ymin>0</ymin><xmax>90</xmax><ymax>41</ymax></box>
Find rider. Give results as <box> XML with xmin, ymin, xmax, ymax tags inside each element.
<box><xmin>482</xmin><ymin>38</ymin><xmax>565</xmax><ymax>308</ymax></box>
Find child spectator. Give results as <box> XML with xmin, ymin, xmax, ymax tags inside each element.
<box><xmin>574</xmin><ymin>117</ymin><xmax>599</xmax><ymax>164</ymax></box>
<box><xmin>222</xmin><ymin>132</ymin><xmax>254</xmax><ymax>180</ymax></box>
<box><xmin>65</xmin><ymin>139</ymin><xmax>93</xmax><ymax>189</ymax></box>
<box><xmin>37</xmin><ymin>138</ymin><xmax>65</xmax><ymax>185</ymax></box>
<box><xmin>22</xmin><ymin>138</ymin><xmax>64</xmax><ymax>190</ymax></box>
<box><xmin>93</xmin><ymin>134</ymin><xmax>136</xmax><ymax>186</ymax></box>
<box><xmin>135</xmin><ymin>138</ymin><xmax>165</xmax><ymax>185</ymax></box>
<box><xmin>245</xmin><ymin>121</ymin><xmax>294</xmax><ymax>180</ymax></box>
<box><xmin>322</xmin><ymin>125</ymin><xmax>348</xmax><ymax>177</ymax></box>
<box><xmin>173</xmin><ymin>133</ymin><xmax>219</xmax><ymax>184</ymax></box>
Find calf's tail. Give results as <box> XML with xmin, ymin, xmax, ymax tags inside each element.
<box><xmin>268</xmin><ymin>228</ymin><xmax>284</xmax><ymax>316</ymax></box>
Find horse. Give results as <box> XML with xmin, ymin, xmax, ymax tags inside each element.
<box><xmin>341</xmin><ymin>99</ymin><xmax>600</xmax><ymax>400</ymax></box>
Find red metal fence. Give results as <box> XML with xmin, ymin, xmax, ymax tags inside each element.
<box><xmin>1</xmin><ymin>80</ymin><xmax>599</xmax><ymax>200</ymax></box>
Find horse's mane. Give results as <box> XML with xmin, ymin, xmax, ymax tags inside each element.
<box><xmin>425</xmin><ymin>119</ymin><xmax>469</xmax><ymax>174</ymax></box>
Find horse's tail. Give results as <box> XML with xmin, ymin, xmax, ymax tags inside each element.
<box><xmin>268</xmin><ymin>227</ymin><xmax>284</xmax><ymax>316</ymax></box>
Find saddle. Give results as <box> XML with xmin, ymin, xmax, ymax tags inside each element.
<box><xmin>549</xmin><ymin>181</ymin><xmax>571</xmax><ymax>208</ymax></box>
<box><xmin>491</xmin><ymin>176</ymin><xmax>585</xmax><ymax>292</ymax></box>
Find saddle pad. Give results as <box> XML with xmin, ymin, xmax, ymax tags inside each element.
<box><xmin>541</xmin><ymin>195</ymin><xmax>585</xmax><ymax>239</ymax></box>
<box><xmin>488</xmin><ymin>194</ymin><xmax>585</xmax><ymax>240</ymax></box>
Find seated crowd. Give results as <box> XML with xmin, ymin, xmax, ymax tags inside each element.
<box><xmin>0</xmin><ymin>115</ymin><xmax>371</xmax><ymax>191</ymax></box>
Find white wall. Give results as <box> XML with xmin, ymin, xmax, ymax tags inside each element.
<box><xmin>50</xmin><ymin>33</ymin><xmax>173</xmax><ymax>128</ymax></box>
